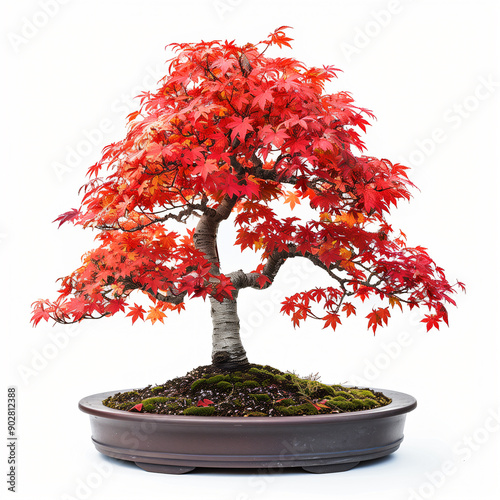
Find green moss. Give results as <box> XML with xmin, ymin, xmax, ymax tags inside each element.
<box><xmin>142</xmin><ymin>397</ymin><xmax>168</xmax><ymax>404</ymax></box>
<box><xmin>275</xmin><ymin>398</ymin><xmax>294</xmax><ymax>406</ymax></box>
<box><xmin>183</xmin><ymin>406</ymin><xmax>215</xmax><ymax>416</ymax></box>
<box><xmin>331</xmin><ymin>396</ymin><xmax>348</xmax><ymax>402</ymax></box>
<box><xmin>331</xmin><ymin>400</ymin><xmax>355</xmax><ymax>411</ymax></box>
<box><xmin>242</xmin><ymin>380</ymin><xmax>260</xmax><ymax>388</ymax></box>
<box><xmin>216</xmin><ymin>381</ymin><xmax>233</xmax><ymax>391</ymax></box>
<box><xmin>167</xmin><ymin>403</ymin><xmax>181</xmax><ymax>411</ymax></box>
<box><xmin>330</xmin><ymin>399</ymin><xmax>367</xmax><ymax>411</ymax></box>
<box><xmin>278</xmin><ymin>403</ymin><xmax>319</xmax><ymax>416</ymax></box>
<box><xmin>361</xmin><ymin>398</ymin><xmax>379</xmax><ymax>409</ymax></box>
<box><xmin>246</xmin><ymin>411</ymin><xmax>267</xmax><ymax>417</ymax></box>
<box><xmin>248</xmin><ymin>367</ymin><xmax>265</xmax><ymax>376</ymax></box>
<box><xmin>324</xmin><ymin>397</ymin><xmax>345</xmax><ymax>408</ymax></box>
<box><xmin>261</xmin><ymin>365</ymin><xmax>280</xmax><ymax>374</ymax></box>
<box><xmin>288</xmin><ymin>376</ymin><xmax>335</xmax><ymax>399</ymax></box>
<box><xmin>250</xmin><ymin>394</ymin><xmax>271</xmax><ymax>402</ymax></box>
<box><xmin>207</xmin><ymin>374</ymin><xmax>229</xmax><ymax>384</ymax></box>
<box><xmin>190</xmin><ymin>379</ymin><xmax>207</xmax><ymax>392</ymax></box>
<box><xmin>304</xmin><ymin>381</ymin><xmax>336</xmax><ymax>397</ymax></box>
<box><xmin>319</xmin><ymin>384</ymin><xmax>336</xmax><ymax>396</ymax></box>
<box><xmin>151</xmin><ymin>386</ymin><xmax>164</xmax><ymax>393</ymax></box>
<box><xmin>249</xmin><ymin>367</ymin><xmax>276</xmax><ymax>380</ymax></box>
<box><xmin>124</xmin><ymin>390</ymin><xmax>140</xmax><ymax>398</ymax></box>
<box><xmin>117</xmin><ymin>401</ymin><xmax>137</xmax><ymax>411</ymax></box>
<box><xmin>351</xmin><ymin>399</ymin><xmax>366</xmax><ymax>410</ymax></box>
<box><xmin>333</xmin><ymin>391</ymin><xmax>351</xmax><ymax>399</ymax></box>
<box><xmin>141</xmin><ymin>396</ymin><xmax>168</xmax><ymax>412</ymax></box>
<box><xmin>351</xmin><ymin>389</ymin><xmax>376</xmax><ymax>399</ymax></box>
<box><xmin>326</xmin><ymin>395</ymin><xmax>365</xmax><ymax>411</ymax></box>
<box><xmin>190</xmin><ymin>374</ymin><xmax>231</xmax><ymax>392</ymax></box>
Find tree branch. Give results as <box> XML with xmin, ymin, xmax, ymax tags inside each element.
<box><xmin>228</xmin><ymin>245</ymin><xmax>348</xmax><ymax>292</ymax></box>
<box><xmin>96</xmin><ymin>203</ymin><xmax>205</xmax><ymax>232</ymax></box>
<box><xmin>145</xmin><ymin>287</ymin><xmax>187</xmax><ymax>305</ymax></box>
<box><xmin>121</xmin><ymin>276</ymin><xmax>187</xmax><ymax>305</ymax></box>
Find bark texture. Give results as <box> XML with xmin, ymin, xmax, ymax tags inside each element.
<box><xmin>194</xmin><ymin>197</ymin><xmax>249</xmax><ymax>369</ymax></box>
<box><xmin>209</xmin><ymin>292</ymin><xmax>248</xmax><ymax>370</ymax></box>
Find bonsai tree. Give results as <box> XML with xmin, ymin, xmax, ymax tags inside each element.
<box><xmin>32</xmin><ymin>27</ymin><xmax>463</xmax><ymax>372</ymax></box>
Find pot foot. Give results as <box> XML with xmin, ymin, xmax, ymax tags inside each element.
<box><xmin>302</xmin><ymin>461</ymin><xmax>360</xmax><ymax>473</ymax></box>
<box><xmin>135</xmin><ymin>462</ymin><xmax>195</xmax><ymax>474</ymax></box>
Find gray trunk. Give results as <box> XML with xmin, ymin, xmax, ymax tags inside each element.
<box><xmin>193</xmin><ymin>199</ymin><xmax>249</xmax><ymax>370</ymax></box>
<box><xmin>209</xmin><ymin>291</ymin><xmax>249</xmax><ymax>369</ymax></box>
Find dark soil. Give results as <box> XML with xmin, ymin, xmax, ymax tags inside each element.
<box><xmin>102</xmin><ymin>364</ymin><xmax>392</xmax><ymax>417</ymax></box>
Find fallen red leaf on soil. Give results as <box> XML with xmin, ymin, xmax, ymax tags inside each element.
<box><xmin>130</xmin><ymin>403</ymin><xmax>143</xmax><ymax>412</ymax></box>
<box><xmin>197</xmin><ymin>399</ymin><xmax>214</xmax><ymax>407</ymax></box>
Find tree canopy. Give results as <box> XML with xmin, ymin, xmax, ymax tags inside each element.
<box><xmin>32</xmin><ymin>27</ymin><xmax>463</xmax><ymax>335</ymax></box>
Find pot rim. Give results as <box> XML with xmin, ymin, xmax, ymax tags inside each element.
<box><xmin>79</xmin><ymin>387</ymin><xmax>417</xmax><ymax>425</ymax></box>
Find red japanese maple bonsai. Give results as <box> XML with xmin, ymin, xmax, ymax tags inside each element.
<box><xmin>32</xmin><ymin>27</ymin><xmax>463</xmax><ymax>372</ymax></box>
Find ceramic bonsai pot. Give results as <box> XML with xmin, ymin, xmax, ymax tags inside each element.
<box><xmin>79</xmin><ymin>388</ymin><xmax>416</xmax><ymax>474</ymax></box>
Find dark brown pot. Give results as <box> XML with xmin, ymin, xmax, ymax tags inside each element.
<box><xmin>79</xmin><ymin>388</ymin><xmax>416</xmax><ymax>474</ymax></box>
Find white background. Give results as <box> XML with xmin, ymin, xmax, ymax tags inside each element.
<box><xmin>1</xmin><ymin>1</ymin><xmax>499</xmax><ymax>499</ymax></box>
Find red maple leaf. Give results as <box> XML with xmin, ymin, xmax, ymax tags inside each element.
<box><xmin>366</xmin><ymin>307</ymin><xmax>391</xmax><ymax>334</ymax></box>
<box><xmin>192</xmin><ymin>158</ymin><xmax>218</xmax><ymax>180</ymax></box>
<box><xmin>126</xmin><ymin>304</ymin><xmax>146</xmax><ymax>324</ymax></box>
<box><xmin>146</xmin><ymin>306</ymin><xmax>166</xmax><ymax>325</ymax></box>
<box><xmin>342</xmin><ymin>302</ymin><xmax>356</xmax><ymax>317</ymax></box>
<box><xmin>421</xmin><ymin>314</ymin><xmax>441</xmax><ymax>332</ymax></box>
<box><xmin>256</xmin><ymin>274</ymin><xmax>271</xmax><ymax>289</ymax></box>
<box><xmin>53</xmin><ymin>208</ymin><xmax>80</xmax><ymax>228</ymax></box>
<box><xmin>228</xmin><ymin>116</ymin><xmax>254</xmax><ymax>142</ymax></box>
<box><xmin>197</xmin><ymin>399</ymin><xmax>214</xmax><ymax>407</ymax></box>
<box><xmin>252</xmin><ymin>89</ymin><xmax>274</xmax><ymax>110</ymax></box>
<box><xmin>284</xmin><ymin>191</ymin><xmax>301</xmax><ymax>210</ymax></box>
<box><xmin>30</xmin><ymin>300</ymin><xmax>51</xmax><ymax>326</ymax></box>
<box><xmin>322</xmin><ymin>313</ymin><xmax>342</xmax><ymax>331</ymax></box>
